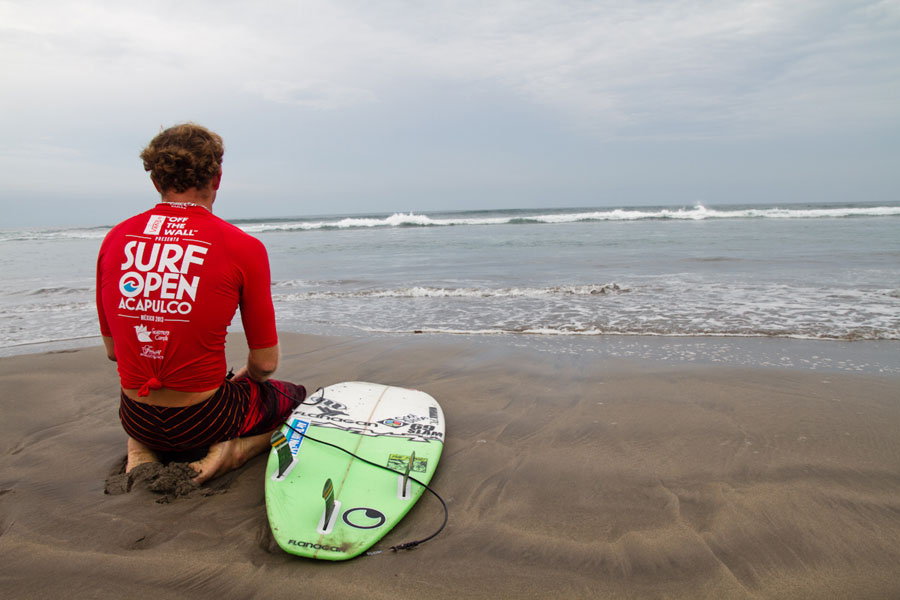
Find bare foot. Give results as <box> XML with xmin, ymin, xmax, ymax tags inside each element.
<box><xmin>189</xmin><ymin>432</ymin><xmax>272</xmax><ymax>484</ymax></box>
<box><xmin>125</xmin><ymin>437</ymin><xmax>160</xmax><ymax>473</ymax></box>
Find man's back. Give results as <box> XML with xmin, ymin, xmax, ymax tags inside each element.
<box><xmin>97</xmin><ymin>202</ymin><xmax>277</xmax><ymax>396</ymax></box>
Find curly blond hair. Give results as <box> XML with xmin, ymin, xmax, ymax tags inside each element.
<box><xmin>140</xmin><ymin>123</ymin><xmax>224</xmax><ymax>193</ymax></box>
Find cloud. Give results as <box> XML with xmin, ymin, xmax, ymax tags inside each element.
<box><xmin>225</xmin><ymin>0</ymin><xmax>899</xmax><ymax>138</ymax></box>
<box><xmin>3</xmin><ymin>0</ymin><xmax>897</xmax><ymax>138</ymax></box>
<box><xmin>384</xmin><ymin>0</ymin><xmax>900</xmax><ymax>139</ymax></box>
<box><xmin>1</xmin><ymin>0</ymin><xmax>898</xmax><ymax>226</ymax></box>
<box><xmin>245</xmin><ymin>79</ymin><xmax>377</xmax><ymax>110</ymax></box>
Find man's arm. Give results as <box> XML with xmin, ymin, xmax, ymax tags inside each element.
<box><xmin>102</xmin><ymin>335</ymin><xmax>116</xmax><ymax>362</ymax></box>
<box><xmin>235</xmin><ymin>344</ymin><xmax>279</xmax><ymax>381</ymax></box>
<box><xmin>193</xmin><ymin>343</ymin><xmax>279</xmax><ymax>484</ymax></box>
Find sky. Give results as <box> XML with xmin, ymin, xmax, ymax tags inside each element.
<box><xmin>1</xmin><ymin>0</ymin><xmax>899</xmax><ymax>227</ymax></box>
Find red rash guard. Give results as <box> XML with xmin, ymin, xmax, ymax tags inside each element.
<box><xmin>96</xmin><ymin>203</ymin><xmax>278</xmax><ymax>396</ymax></box>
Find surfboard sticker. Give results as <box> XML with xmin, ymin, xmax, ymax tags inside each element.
<box><xmin>289</xmin><ymin>390</ymin><xmax>444</xmax><ymax>442</ymax></box>
<box><xmin>264</xmin><ymin>382</ymin><xmax>445</xmax><ymax>560</ymax></box>
<box><xmin>387</xmin><ymin>453</ymin><xmax>428</xmax><ymax>473</ymax></box>
<box><xmin>285</xmin><ymin>417</ymin><xmax>310</xmax><ymax>455</ymax></box>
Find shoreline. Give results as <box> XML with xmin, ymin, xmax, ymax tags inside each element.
<box><xmin>4</xmin><ymin>329</ymin><xmax>899</xmax><ymax>374</ymax></box>
<box><xmin>1</xmin><ymin>332</ymin><xmax>899</xmax><ymax>599</ymax></box>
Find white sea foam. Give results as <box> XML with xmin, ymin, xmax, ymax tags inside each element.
<box><xmin>275</xmin><ymin>283</ymin><xmax>624</xmax><ymax>300</ymax></box>
<box><xmin>4</xmin><ymin>203</ymin><xmax>898</xmax><ymax>240</ymax></box>
<box><xmin>237</xmin><ymin>204</ymin><xmax>900</xmax><ymax>233</ymax></box>
<box><xmin>272</xmin><ymin>280</ymin><xmax>900</xmax><ymax>342</ymax></box>
<box><xmin>0</xmin><ymin>228</ymin><xmax>110</xmax><ymax>242</ymax></box>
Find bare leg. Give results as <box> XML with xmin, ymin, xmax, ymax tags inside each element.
<box><xmin>125</xmin><ymin>436</ymin><xmax>160</xmax><ymax>473</ymax></box>
<box><xmin>189</xmin><ymin>431</ymin><xmax>272</xmax><ymax>484</ymax></box>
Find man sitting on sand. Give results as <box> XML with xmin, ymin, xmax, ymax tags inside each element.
<box><xmin>96</xmin><ymin>123</ymin><xmax>305</xmax><ymax>484</ymax></box>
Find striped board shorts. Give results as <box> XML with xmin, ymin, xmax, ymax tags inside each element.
<box><xmin>119</xmin><ymin>377</ymin><xmax>306</xmax><ymax>452</ymax></box>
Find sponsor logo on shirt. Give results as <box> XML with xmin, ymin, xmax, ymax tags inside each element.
<box><xmin>144</xmin><ymin>215</ymin><xmax>200</xmax><ymax>239</ymax></box>
<box><xmin>134</xmin><ymin>325</ymin><xmax>152</xmax><ymax>342</ymax></box>
<box><xmin>134</xmin><ymin>325</ymin><xmax>169</xmax><ymax>342</ymax></box>
<box><xmin>116</xmin><ymin>239</ymin><xmax>208</xmax><ymax>316</ymax></box>
<box><xmin>140</xmin><ymin>345</ymin><xmax>164</xmax><ymax>360</ymax></box>
<box><xmin>143</xmin><ymin>215</ymin><xmax>166</xmax><ymax>235</ymax></box>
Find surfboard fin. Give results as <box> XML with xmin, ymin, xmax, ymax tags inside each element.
<box><xmin>398</xmin><ymin>451</ymin><xmax>415</xmax><ymax>500</ymax></box>
<box><xmin>270</xmin><ymin>430</ymin><xmax>294</xmax><ymax>479</ymax></box>
<box><xmin>323</xmin><ymin>478</ymin><xmax>335</xmax><ymax>522</ymax></box>
<box><xmin>318</xmin><ymin>478</ymin><xmax>341</xmax><ymax>534</ymax></box>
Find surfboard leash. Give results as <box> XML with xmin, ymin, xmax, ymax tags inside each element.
<box><xmin>270</xmin><ymin>383</ymin><xmax>449</xmax><ymax>553</ymax></box>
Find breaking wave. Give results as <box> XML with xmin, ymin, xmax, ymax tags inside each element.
<box><xmin>5</xmin><ymin>203</ymin><xmax>898</xmax><ymax>240</ymax></box>
<box><xmin>237</xmin><ymin>204</ymin><xmax>900</xmax><ymax>233</ymax></box>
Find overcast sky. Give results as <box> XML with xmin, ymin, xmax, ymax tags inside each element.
<box><xmin>2</xmin><ymin>0</ymin><xmax>899</xmax><ymax>227</ymax></box>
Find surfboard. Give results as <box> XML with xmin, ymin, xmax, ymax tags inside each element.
<box><xmin>264</xmin><ymin>381</ymin><xmax>445</xmax><ymax>560</ymax></box>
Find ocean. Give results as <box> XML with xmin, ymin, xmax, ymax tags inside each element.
<box><xmin>2</xmin><ymin>202</ymin><xmax>899</xmax><ymax>372</ymax></box>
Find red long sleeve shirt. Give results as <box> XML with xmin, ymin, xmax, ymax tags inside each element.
<box><xmin>96</xmin><ymin>203</ymin><xmax>278</xmax><ymax>395</ymax></box>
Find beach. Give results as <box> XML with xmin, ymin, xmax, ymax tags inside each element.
<box><xmin>1</xmin><ymin>332</ymin><xmax>899</xmax><ymax>599</ymax></box>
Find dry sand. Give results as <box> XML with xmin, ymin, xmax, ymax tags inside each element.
<box><xmin>1</xmin><ymin>332</ymin><xmax>899</xmax><ymax>599</ymax></box>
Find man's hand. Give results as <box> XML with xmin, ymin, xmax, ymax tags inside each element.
<box><xmin>234</xmin><ymin>344</ymin><xmax>280</xmax><ymax>382</ymax></box>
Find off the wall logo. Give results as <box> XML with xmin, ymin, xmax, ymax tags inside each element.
<box><xmin>117</xmin><ymin>240</ymin><xmax>208</xmax><ymax>316</ymax></box>
<box><xmin>144</xmin><ymin>214</ymin><xmax>199</xmax><ymax>237</ymax></box>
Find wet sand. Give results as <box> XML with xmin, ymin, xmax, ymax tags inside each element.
<box><xmin>1</xmin><ymin>332</ymin><xmax>899</xmax><ymax>599</ymax></box>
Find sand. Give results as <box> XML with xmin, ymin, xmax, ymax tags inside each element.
<box><xmin>1</xmin><ymin>332</ymin><xmax>899</xmax><ymax>599</ymax></box>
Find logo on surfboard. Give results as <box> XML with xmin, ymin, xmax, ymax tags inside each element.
<box><xmin>342</xmin><ymin>507</ymin><xmax>386</xmax><ymax>530</ymax></box>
